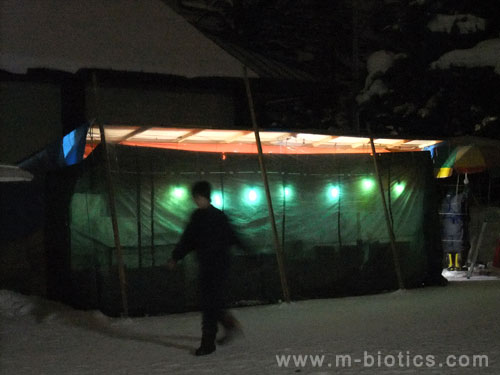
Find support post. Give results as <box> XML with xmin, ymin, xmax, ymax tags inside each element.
<box><xmin>135</xmin><ymin>148</ymin><xmax>143</xmax><ymax>268</ymax></box>
<box><xmin>369</xmin><ymin>137</ymin><xmax>405</xmax><ymax>290</ymax></box>
<box><xmin>92</xmin><ymin>73</ymin><xmax>129</xmax><ymax>316</ymax></box>
<box><xmin>243</xmin><ymin>66</ymin><xmax>291</xmax><ymax>303</ymax></box>
<box><xmin>352</xmin><ymin>0</ymin><xmax>360</xmax><ymax>134</ymax></box>
<box><xmin>150</xmin><ymin>158</ymin><xmax>156</xmax><ymax>267</ymax></box>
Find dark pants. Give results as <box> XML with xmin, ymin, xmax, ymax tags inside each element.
<box><xmin>199</xmin><ymin>271</ymin><xmax>232</xmax><ymax>346</ymax></box>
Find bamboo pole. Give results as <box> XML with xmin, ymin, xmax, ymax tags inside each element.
<box><xmin>369</xmin><ymin>136</ymin><xmax>405</xmax><ymax>290</ymax></box>
<box><xmin>150</xmin><ymin>158</ymin><xmax>156</xmax><ymax>267</ymax></box>
<box><xmin>92</xmin><ymin>73</ymin><xmax>129</xmax><ymax>316</ymax></box>
<box><xmin>352</xmin><ymin>0</ymin><xmax>360</xmax><ymax>134</ymax></box>
<box><xmin>135</xmin><ymin>148</ymin><xmax>143</xmax><ymax>268</ymax></box>
<box><xmin>243</xmin><ymin>66</ymin><xmax>291</xmax><ymax>303</ymax></box>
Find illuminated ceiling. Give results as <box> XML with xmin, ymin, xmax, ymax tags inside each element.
<box><xmin>86</xmin><ymin>125</ymin><xmax>441</xmax><ymax>155</ymax></box>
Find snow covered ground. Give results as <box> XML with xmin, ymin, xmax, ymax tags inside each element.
<box><xmin>1</xmin><ymin>278</ymin><xmax>499</xmax><ymax>374</ymax></box>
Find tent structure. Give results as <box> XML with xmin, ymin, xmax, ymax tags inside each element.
<box><xmin>1</xmin><ymin>0</ymin><xmax>445</xmax><ymax>316</ymax></box>
<box><xmin>37</xmin><ymin>125</ymin><xmax>444</xmax><ymax>316</ymax></box>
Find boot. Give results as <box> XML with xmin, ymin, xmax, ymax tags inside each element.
<box><xmin>195</xmin><ymin>333</ymin><xmax>216</xmax><ymax>356</ymax></box>
<box><xmin>217</xmin><ymin>312</ymin><xmax>243</xmax><ymax>345</ymax></box>
<box><xmin>447</xmin><ymin>253</ymin><xmax>455</xmax><ymax>271</ymax></box>
<box><xmin>455</xmin><ymin>253</ymin><xmax>461</xmax><ymax>271</ymax></box>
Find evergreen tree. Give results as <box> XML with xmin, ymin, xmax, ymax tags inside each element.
<box><xmin>357</xmin><ymin>0</ymin><xmax>500</xmax><ymax>137</ymax></box>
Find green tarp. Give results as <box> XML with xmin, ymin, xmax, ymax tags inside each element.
<box><xmin>62</xmin><ymin>145</ymin><xmax>441</xmax><ymax>315</ymax></box>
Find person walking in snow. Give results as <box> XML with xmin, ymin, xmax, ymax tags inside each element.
<box><xmin>167</xmin><ymin>181</ymin><xmax>243</xmax><ymax>356</ymax></box>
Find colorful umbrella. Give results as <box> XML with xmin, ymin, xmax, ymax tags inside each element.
<box><xmin>436</xmin><ymin>144</ymin><xmax>500</xmax><ymax>178</ymax></box>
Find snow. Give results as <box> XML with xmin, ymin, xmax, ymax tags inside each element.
<box><xmin>2</xmin><ymin>279</ymin><xmax>499</xmax><ymax>374</ymax></box>
<box><xmin>431</xmin><ymin>39</ymin><xmax>500</xmax><ymax>74</ymax></box>
<box><xmin>442</xmin><ymin>267</ymin><xmax>500</xmax><ymax>282</ymax></box>
<box><xmin>0</xmin><ymin>165</ymin><xmax>34</xmax><ymax>182</ymax></box>
<box><xmin>0</xmin><ymin>0</ymin><xmax>257</xmax><ymax>78</ymax></box>
<box><xmin>427</xmin><ymin>14</ymin><xmax>486</xmax><ymax>34</ymax></box>
<box><xmin>356</xmin><ymin>50</ymin><xmax>405</xmax><ymax>104</ymax></box>
<box><xmin>357</xmin><ymin>79</ymin><xmax>390</xmax><ymax>104</ymax></box>
<box><xmin>365</xmin><ymin>51</ymin><xmax>402</xmax><ymax>77</ymax></box>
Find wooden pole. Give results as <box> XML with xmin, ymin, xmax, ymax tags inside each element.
<box><xmin>135</xmin><ymin>148</ymin><xmax>143</xmax><ymax>268</ymax></box>
<box><xmin>243</xmin><ymin>66</ymin><xmax>291</xmax><ymax>303</ymax></box>
<box><xmin>281</xmin><ymin>174</ymin><xmax>286</xmax><ymax>251</ymax></box>
<box><xmin>150</xmin><ymin>157</ymin><xmax>156</xmax><ymax>267</ymax></box>
<box><xmin>369</xmin><ymin>136</ymin><xmax>405</xmax><ymax>290</ymax></box>
<box><xmin>92</xmin><ymin>73</ymin><xmax>129</xmax><ymax>316</ymax></box>
<box><xmin>337</xmin><ymin>175</ymin><xmax>342</xmax><ymax>247</ymax></box>
<box><xmin>352</xmin><ymin>0</ymin><xmax>360</xmax><ymax>134</ymax></box>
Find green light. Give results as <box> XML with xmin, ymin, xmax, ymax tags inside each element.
<box><xmin>362</xmin><ymin>178</ymin><xmax>375</xmax><ymax>191</ymax></box>
<box><xmin>172</xmin><ymin>187</ymin><xmax>186</xmax><ymax>199</ymax></box>
<box><xmin>243</xmin><ymin>187</ymin><xmax>261</xmax><ymax>204</ymax></box>
<box><xmin>213</xmin><ymin>192</ymin><xmax>224</xmax><ymax>208</ymax></box>
<box><xmin>281</xmin><ymin>186</ymin><xmax>292</xmax><ymax>199</ymax></box>
<box><xmin>248</xmin><ymin>189</ymin><xmax>258</xmax><ymax>202</ymax></box>
<box><xmin>329</xmin><ymin>186</ymin><xmax>340</xmax><ymax>199</ymax></box>
<box><xmin>394</xmin><ymin>182</ymin><xmax>405</xmax><ymax>195</ymax></box>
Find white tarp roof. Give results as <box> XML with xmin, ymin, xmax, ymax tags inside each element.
<box><xmin>0</xmin><ymin>0</ymin><xmax>257</xmax><ymax>78</ymax></box>
<box><xmin>86</xmin><ymin>125</ymin><xmax>441</xmax><ymax>155</ymax></box>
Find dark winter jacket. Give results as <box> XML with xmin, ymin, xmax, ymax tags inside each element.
<box><xmin>172</xmin><ymin>205</ymin><xmax>241</xmax><ymax>279</ymax></box>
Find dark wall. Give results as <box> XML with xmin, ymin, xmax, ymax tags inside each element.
<box><xmin>0</xmin><ymin>80</ymin><xmax>62</xmax><ymax>164</ymax></box>
<box><xmin>82</xmin><ymin>70</ymin><xmax>238</xmax><ymax>128</ymax></box>
<box><xmin>0</xmin><ymin>69</ymin><xmax>248</xmax><ymax>164</ymax></box>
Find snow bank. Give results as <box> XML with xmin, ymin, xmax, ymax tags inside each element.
<box><xmin>431</xmin><ymin>38</ymin><xmax>500</xmax><ymax>74</ymax></box>
<box><xmin>428</xmin><ymin>14</ymin><xmax>486</xmax><ymax>34</ymax></box>
<box><xmin>0</xmin><ymin>290</ymin><xmax>37</xmax><ymax>318</ymax></box>
<box><xmin>442</xmin><ymin>268</ymin><xmax>500</xmax><ymax>281</ymax></box>
<box><xmin>0</xmin><ymin>289</ymin><xmax>110</xmax><ymax>327</ymax></box>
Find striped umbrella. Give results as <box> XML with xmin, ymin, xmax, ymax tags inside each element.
<box><xmin>436</xmin><ymin>144</ymin><xmax>500</xmax><ymax>178</ymax></box>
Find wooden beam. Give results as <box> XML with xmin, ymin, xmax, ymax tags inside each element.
<box><xmin>115</xmin><ymin>126</ymin><xmax>151</xmax><ymax>143</ymax></box>
<box><xmin>176</xmin><ymin>129</ymin><xmax>202</xmax><ymax>143</ymax></box>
